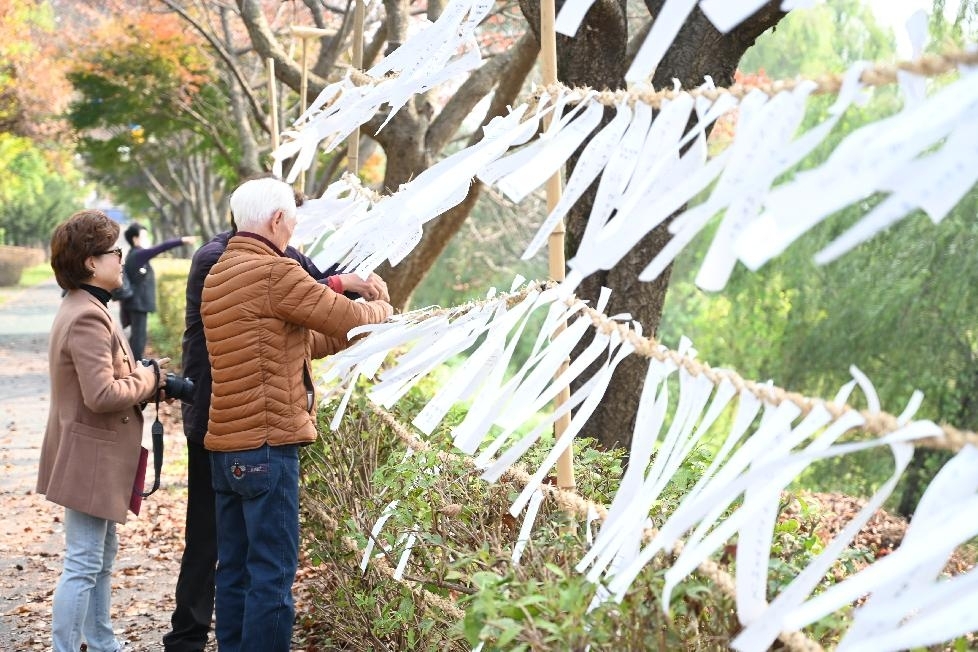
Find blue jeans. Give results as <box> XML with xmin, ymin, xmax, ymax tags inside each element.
<box><xmin>210</xmin><ymin>444</ymin><xmax>300</xmax><ymax>652</ymax></box>
<box><xmin>52</xmin><ymin>508</ymin><xmax>121</xmax><ymax>652</ymax></box>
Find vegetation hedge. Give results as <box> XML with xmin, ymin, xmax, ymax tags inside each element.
<box><xmin>297</xmin><ymin>382</ymin><xmax>873</xmax><ymax>651</ymax></box>
<box><xmin>149</xmin><ymin>258</ymin><xmax>192</xmax><ymax>366</ymax></box>
<box><xmin>0</xmin><ymin>245</ymin><xmax>45</xmax><ymax>286</ymax></box>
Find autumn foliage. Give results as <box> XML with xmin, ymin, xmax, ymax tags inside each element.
<box><xmin>0</xmin><ymin>1</ymin><xmax>73</xmax><ymax>139</ymax></box>
<box><xmin>708</xmin><ymin>67</ymin><xmax>774</xmax><ymax>149</ymax></box>
<box><xmin>67</xmin><ymin>13</ymin><xmax>213</xmax><ymax>133</ymax></box>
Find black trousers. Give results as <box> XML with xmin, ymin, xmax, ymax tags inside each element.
<box><xmin>128</xmin><ymin>309</ymin><xmax>149</xmax><ymax>361</ymax></box>
<box><xmin>163</xmin><ymin>440</ymin><xmax>217</xmax><ymax>652</ymax></box>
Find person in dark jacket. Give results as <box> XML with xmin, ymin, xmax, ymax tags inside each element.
<box><xmin>162</xmin><ymin>205</ymin><xmax>388</xmax><ymax>652</ymax></box>
<box><xmin>120</xmin><ymin>223</ymin><xmax>195</xmax><ymax>360</ymax></box>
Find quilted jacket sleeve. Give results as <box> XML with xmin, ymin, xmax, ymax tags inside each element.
<box><xmin>270</xmin><ymin>262</ymin><xmax>388</xmax><ymax>352</ymax></box>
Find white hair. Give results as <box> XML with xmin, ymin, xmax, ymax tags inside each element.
<box><xmin>229</xmin><ymin>177</ymin><xmax>296</xmax><ymax>231</ymax></box>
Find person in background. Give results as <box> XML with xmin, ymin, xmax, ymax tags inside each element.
<box><xmin>163</xmin><ymin>188</ymin><xmax>388</xmax><ymax>652</ymax></box>
<box><xmin>38</xmin><ymin>210</ymin><xmax>169</xmax><ymax>652</ymax></box>
<box><xmin>120</xmin><ymin>223</ymin><xmax>195</xmax><ymax>359</ymax></box>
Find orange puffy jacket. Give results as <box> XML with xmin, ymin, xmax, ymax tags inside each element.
<box><xmin>201</xmin><ymin>235</ymin><xmax>388</xmax><ymax>452</ymax></box>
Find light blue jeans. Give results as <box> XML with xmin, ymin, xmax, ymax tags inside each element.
<box><xmin>52</xmin><ymin>507</ymin><xmax>122</xmax><ymax>652</ymax></box>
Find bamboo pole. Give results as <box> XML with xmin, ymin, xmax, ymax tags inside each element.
<box><xmin>297</xmin><ymin>36</ymin><xmax>310</xmax><ymax>193</ymax></box>
<box><xmin>347</xmin><ymin>0</ymin><xmax>366</xmax><ymax>174</ymax></box>
<box><xmin>541</xmin><ymin>0</ymin><xmax>575</xmax><ymax>491</ymax></box>
<box><xmin>266</xmin><ymin>58</ymin><xmax>279</xmax><ymax>153</ymax></box>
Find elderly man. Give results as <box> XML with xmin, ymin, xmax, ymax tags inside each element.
<box><xmin>200</xmin><ymin>177</ymin><xmax>392</xmax><ymax>652</ymax></box>
<box><xmin>163</xmin><ymin>185</ymin><xmax>388</xmax><ymax>652</ymax></box>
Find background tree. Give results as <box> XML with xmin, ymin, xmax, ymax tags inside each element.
<box><xmin>503</xmin><ymin>0</ymin><xmax>786</xmax><ymax>450</ymax></box>
<box><xmin>0</xmin><ymin>0</ymin><xmax>85</xmax><ymax>246</ymax></box>
<box><xmin>0</xmin><ymin>134</ymin><xmax>83</xmax><ymax>248</ymax></box>
<box><xmin>43</xmin><ymin>0</ymin><xmax>974</xmax><ymax>463</ymax></box>
<box><xmin>66</xmin><ymin>11</ymin><xmax>240</xmax><ymax>238</ymax></box>
<box><xmin>0</xmin><ymin>0</ymin><xmax>72</xmax><ymax>140</ymax></box>
<box><xmin>214</xmin><ymin>0</ymin><xmax>539</xmax><ymax>306</ymax></box>
<box><xmin>221</xmin><ymin>0</ymin><xmax>791</xmax><ymax>451</ymax></box>
<box><xmin>660</xmin><ymin>0</ymin><xmax>978</xmax><ymax>514</ymax></box>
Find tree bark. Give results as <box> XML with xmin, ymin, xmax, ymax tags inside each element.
<box><xmin>521</xmin><ymin>0</ymin><xmax>786</xmax><ymax>450</ymax></box>
<box><xmin>236</xmin><ymin>0</ymin><xmax>326</xmax><ymax>103</ymax></box>
<box><xmin>221</xmin><ymin>5</ymin><xmax>261</xmax><ymax>176</ymax></box>
<box><xmin>377</xmin><ymin>32</ymin><xmax>539</xmax><ymax>307</ymax></box>
<box><xmin>234</xmin><ymin>1</ymin><xmax>536</xmax><ymax>309</ymax></box>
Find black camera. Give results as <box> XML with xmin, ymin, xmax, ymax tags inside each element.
<box><xmin>140</xmin><ymin>359</ymin><xmax>195</xmax><ymax>404</ymax></box>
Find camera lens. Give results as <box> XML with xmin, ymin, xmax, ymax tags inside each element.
<box><xmin>163</xmin><ymin>373</ymin><xmax>195</xmax><ymax>404</ymax></box>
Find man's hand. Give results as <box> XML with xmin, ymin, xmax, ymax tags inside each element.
<box><xmin>181</xmin><ymin>235</ymin><xmax>197</xmax><ymax>246</ymax></box>
<box><xmin>375</xmin><ymin>300</ymin><xmax>394</xmax><ymax>320</ymax></box>
<box><xmin>340</xmin><ymin>272</ymin><xmax>390</xmax><ymax>302</ymax></box>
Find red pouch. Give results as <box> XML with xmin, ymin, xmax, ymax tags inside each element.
<box><xmin>129</xmin><ymin>446</ymin><xmax>149</xmax><ymax>515</ymax></box>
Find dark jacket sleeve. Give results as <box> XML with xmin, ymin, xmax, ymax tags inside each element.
<box><xmin>180</xmin><ymin>233</ymin><xmax>230</xmax><ymax>443</ymax></box>
<box><xmin>284</xmin><ymin>246</ymin><xmax>362</xmax><ymax>300</ymax></box>
<box><xmin>286</xmin><ymin>245</ymin><xmax>325</xmax><ymax>279</ymax></box>
<box><xmin>128</xmin><ymin>237</ymin><xmax>187</xmax><ymax>268</ymax></box>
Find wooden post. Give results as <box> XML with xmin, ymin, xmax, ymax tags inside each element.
<box><xmin>298</xmin><ymin>36</ymin><xmax>310</xmax><ymax>193</ymax></box>
<box><xmin>347</xmin><ymin>0</ymin><xmax>365</xmax><ymax>175</ymax></box>
<box><xmin>266</xmin><ymin>58</ymin><xmax>279</xmax><ymax>152</ymax></box>
<box><xmin>287</xmin><ymin>26</ymin><xmax>333</xmax><ymax>192</ymax></box>
<box><xmin>541</xmin><ymin>0</ymin><xmax>575</xmax><ymax>492</ymax></box>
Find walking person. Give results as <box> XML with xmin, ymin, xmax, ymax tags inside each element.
<box><xmin>119</xmin><ymin>222</ymin><xmax>195</xmax><ymax>360</ymax></box>
<box><xmin>38</xmin><ymin>210</ymin><xmax>169</xmax><ymax>652</ymax></box>
<box><xmin>163</xmin><ymin>197</ymin><xmax>388</xmax><ymax>652</ymax></box>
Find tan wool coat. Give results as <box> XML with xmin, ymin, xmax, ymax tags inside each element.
<box><xmin>37</xmin><ymin>290</ymin><xmax>158</xmax><ymax>524</ymax></box>
<box><xmin>201</xmin><ymin>235</ymin><xmax>389</xmax><ymax>452</ymax></box>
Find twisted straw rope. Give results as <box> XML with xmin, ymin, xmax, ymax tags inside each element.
<box><xmin>531</xmin><ymin>49</ymin><xmax>978</xmax><ymax>108</ymax></box>
<box><xmin>321</xmin><ymin>49</ymin><xmax>978</xmax><ymax>123</ymax></box>
<box><xmin>397</xmin><ymin>283</ymin><xmax>978</xmax><ymax>452</ymax></box>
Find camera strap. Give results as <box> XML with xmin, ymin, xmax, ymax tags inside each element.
<box><xmin>141</xmin><ymin>360</ymin><xmax>164</xmax><ymax>498</ymax></box>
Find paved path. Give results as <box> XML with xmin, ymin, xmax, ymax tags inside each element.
<box><xmin>0</xmin><ymin>279</ymin><xmax>61</xmax><ymax>494</ymax></box>
<box><xmin>0</xmin><ymin>280</ymin><xmax>194</xmax><ymax>650</ymax></box>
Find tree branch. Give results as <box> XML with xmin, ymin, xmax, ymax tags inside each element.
<box><xmin>236</xmin><ymin>0</ymin><xmax>328</xmax><ymax>99</ymax></box>
<box><xmin>426</xmin><ymin>30</ymin><xmax>536</xmax><ymax>155</ymax></box>
<box><xmin>159</xmin><ymin>0</ymin><xmax>270</xmax><ymax>133</ymax></box>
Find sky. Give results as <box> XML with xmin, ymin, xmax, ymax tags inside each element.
<box><xmin>867</xmin><ymin>0</ymin><xmax>962</xmax><ymax>55</ymax></box>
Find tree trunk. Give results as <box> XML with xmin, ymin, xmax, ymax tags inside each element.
<box><xmin>221</xmin><ymin>5</ymin><xmax>261</xmax><ymax>177</ymax></box>
<box><xmin>234</xmin><ymin>0</ymin><xmax>538</xmax><ymax>309</ymax></box>
<box><xmin>521</xmin><ymin>0</ymin><xmax>786</xmax><ymax>450</ymax></box>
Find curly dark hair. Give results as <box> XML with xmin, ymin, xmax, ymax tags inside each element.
<box><xmin>123</xmin><ymin>222</ymin><xmax>144</xmax><ymax>247</ymax></box>
<box><xmin>50</xmin><ymin>210</ymin><xmax>120</xmax><ymax>290</ymax></box>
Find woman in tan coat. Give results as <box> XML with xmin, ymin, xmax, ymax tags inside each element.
<box><xmin>37</xmin><ymin>210</ymin><xmax>167</xmax><ymax>652</ymax></box>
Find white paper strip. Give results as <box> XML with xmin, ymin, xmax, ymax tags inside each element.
<box><xmin>512</xmin><ymin>489</ymin><xmax>545</xmax><ymax>564</ymax></box>
<box><xmin>624</xmin><ymin>0</ymin><xmax>698</xmax><ymax>84</ymax></box>
<box><xmin>554</xmin><ymin>0</ymin><xmax>599</xmax><ymax>36</ymax></box>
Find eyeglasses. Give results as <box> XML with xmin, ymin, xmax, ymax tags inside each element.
<box><xmin>98</xmin><ymin>247</ymin><xmax>123</xmax><ymax>260</ymax></box>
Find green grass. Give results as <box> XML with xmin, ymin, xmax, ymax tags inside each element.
<box><xmin>17</xmin><ymin>262</ymin><xmax>54</xmax><ymax>287</ymax></box>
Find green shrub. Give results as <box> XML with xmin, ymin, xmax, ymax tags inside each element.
<box><xmin>297</xmin><ymin>381</ymin><xmax>819</xmax><ymax>651</ymax></box>
<box><xmin>147</xmin><ymin>258</ymin><xmax>191</xmax><ymax>366</ymax></box>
